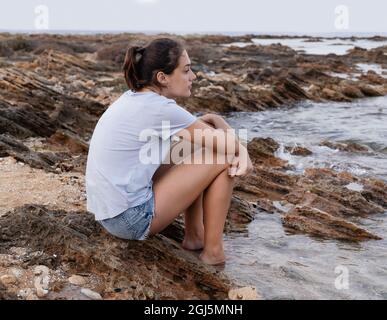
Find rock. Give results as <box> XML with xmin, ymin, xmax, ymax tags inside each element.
<box><xmin>17</xmin><ymin>288</ymin><xmax>34</xmax><ymax>299</ymax></box>
<box><xmin>34</xmin><ymin>265</ymin><xmax>50</xmax><ymax>298</ymax></box>
<box><xmin>0</xmin><ymin>274</ymin><xmax>18</xmax><ymax>286</ymax></box>
<box><xmin>228</xmin><ymin>287</ymin><xmax>261</xmax><ymax>300</ymax></box>
<box><xmin>319</xmin><ymin>140</ymin><xmax>370</xmax><ymax>153</ymax></box>
<box><xmin>285</xmin><ymin>145</ymin><xmax>312</xmax><ymax>156</ymax></box>
<box><xmin>35</xmin><ymin>280</ymin><xmax>49</xmax><ymax>297</ymax></box>
<box><xmin>9</xmin><ymin>267</ymin><xmax>25</xmax><ymax>279</ymax></box>
<box><xmin>0</xmin><ymin>33</ymin><xmax>386</xmax><ymax>301</ymax></box>
<box><xmin>247</xmin><ymin>137</ymin><xmax>288</xmax><ymax>168</ymax></box>
<box><xmin>340</xmin><ymin>84</ymin><xmax>365</xmax><ymax>99</ymax></box>
<box><xmin>225</xmin><ymin>195</ymin><xmax>257</xmax><ymax>233</ymax></box>
<box><xmin>359</xmin><ymin>85</ymin><xmax>383</xmax><ymax>97</ymax></box>
<box><xmin>34</xmin><ymin>265</ymin><xmax>50</xmax><ymax>275</ymax></box>
<box><xmin>143</xmin><ymin>288</ymin><xmax>155</xmax><ymax>299</ymax></box>
<box><xmin>80</xmin><ymin>288</ymin><xmax>103</xmax><ymax>300</ymax></box>
<box><xmin>321</xmin><ymin>88</ymin><xmax>350</xmax><ymax>101</ymax></box>
<box><xmin>282</xmin><ymin>206</ymin><xmax>381</xmax><ymax>241</ymax></box>
<box><xmin>68</xmin><ymin>275</ymin><xmax>87</xmax><ymax>286</ymax></box>
<box><xmin>26</xmin><ymin>293</ymin><xmax>40</xmax><ymax>300</ymax></box>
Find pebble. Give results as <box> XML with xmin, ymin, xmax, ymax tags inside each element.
<box><xmin>10</xmin><ymin>267</ymin><xmax>25</xmax><ymax>279</ymax></box>
<box><xmin>34</xmin><ymin>265</ymin><xmax>50</xmax><ymax>275</ymax></box>
<box><xmin>34</xmin><ymin>265</ymin><xmax>50</xmax><ymax>298</ymax></box>
<box><xmin>26</xmin><ymin>293</ymin><xmax>40</xmax><ymax>300</ymax></box>
<box><xmin>228</xmin><ymin>286</ymin><xmax>261</xmax><ymax>300</ymax></box>
<box><xmin>68</xmin><ymin>275</ymin><xmax>86</xmax><ymax>286</ymax></box>
<box><xmin>18</xmin><ymin>288</ymin><xmax>33</xmax><ymax>299</ymax></box>
<box><xmin>80</xmin><ymin>288</ymin><xmax>103</xmax><ymax>300</ymax></box>
<box><xmin>0</xmin><ymin>274</ymin><xmax>18</xmax><ymax>286</ymax></box>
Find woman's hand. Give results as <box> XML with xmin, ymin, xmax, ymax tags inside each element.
<box><xmin>199</xmin><ymin>114</ymin><xmax>217</xmax><ymax>128</ymax></box>
<box><xmin>228</xmin><ymin>146</ymin><xmax>254</xmax><ymax>177</ymax></box>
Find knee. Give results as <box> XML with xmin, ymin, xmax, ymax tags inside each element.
<box><xmin>200</xmin><ymin>148</ymin><xmax>232</xmax><ymax>167</ymax></box>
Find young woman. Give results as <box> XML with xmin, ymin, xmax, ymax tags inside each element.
<box><xmin>86</xmin><ymin>38</ymin><xmax>253</xmax><ymax>265</ymax></box>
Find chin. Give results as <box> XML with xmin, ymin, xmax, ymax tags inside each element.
<box><xmin>179</xmin><ymin>91</ymin><xmax>191</xmax><ymax>98</ymax></box>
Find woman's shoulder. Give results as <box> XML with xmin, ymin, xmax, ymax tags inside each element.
<box><xmin>125</xmin><ymin>90</ymin><xmax>176</xmax><ymax>105</ymax></box>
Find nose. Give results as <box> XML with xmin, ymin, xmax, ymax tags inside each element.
<box><xmin>191</xmin><ymin>71</ymin><xmax>197</xmax><ymax>81</ymax></box>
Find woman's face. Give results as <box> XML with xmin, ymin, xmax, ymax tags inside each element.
<box><xmin>160</xmin><ymin>50</ymin><xmax>197</xmax><ymax>99</ymax></box>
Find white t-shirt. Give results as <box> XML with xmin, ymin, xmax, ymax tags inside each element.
<box><xmin>85</xmin><ymin>90</ymin><xmax>197</xmax><ymax>220</ymax></box>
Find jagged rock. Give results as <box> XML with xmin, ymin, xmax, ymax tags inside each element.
<box><xmin>1</xmin><ymin>33</ymin><xmax>387</xmax><ymax>300</ymax></box>
<box><xmin>285</xmin><ymin>145</ymin><xmax>312</xmax><ymax>156</ymax></box>
<box><xmin>0</xmin><ymin>205</ymin><xmax>232</xmax><ymax>299</ymax></box>
<box><xmin>282</xmin><ymin>206</ymin><xmax>381</xmax><ymax>241</ymax></box>
<box><xmin>319</xmin><ymin>140</ymin><xmax>370</xmax><ymax>153</ymax></box>
<box><xmin>247</xmin><ymin>137</ymin><xmax>288</xmax><ymax>168</ymax></box>
<box><xmin>358</xmin><ymin>84</ymin><xmax>383</xmax><ymax>97</ymax></box>
<box><xmin>340</xmin><ymin>84</ymin><xmax>365</xmax><ymax>98</ymax></box>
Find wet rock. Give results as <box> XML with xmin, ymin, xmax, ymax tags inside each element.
<box><xmin>282</xmin><ymin>206</ymin><xmax>381</xmax><ymax>241</ymax></box>
<box><xmin>321</xmin><ymin>88</ymin><xmax>350</xmax><ymax>101</ymax></box>
<box><xmin>226</xmin><ymin>195</ymin><xmax>257</xmax><ymax>233</ymax></box>
<box><xmin>255</xmin><ymin>198</ymin><xmax>279</xmax><ymax>214</ymax></box>
<box><xmin>319</xmin><ymin>140</ymin><xmax>370</xmax><ymax>153</ymax></box>
<box><xmin>247</xmin><ymin>137</ymin><xmax>288</xmax><ymax>168</ymax></box>
<box><xmin>340</xmin><ymin>84</ymin><xmax>365</xmax><ymax>98</ymax></box>
<box><xmin>285</xmin><ymin>145</ymin><xmax>312</xmax><ymax>156</ymax></box>
<box><xmin>285</xmin><ymin>169</ymin><xmax>385</xmax><ymax>217</ymax></box>
<box><xmin>358</xmin><ymin>84</ymin><xmax>383</xmax><ymax>97</ymax></box>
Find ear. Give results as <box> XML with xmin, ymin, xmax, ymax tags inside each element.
<box><xmin>156</xmin><ymin>71</ymin><xmax>169</xmax><ymax>86</ymax></box>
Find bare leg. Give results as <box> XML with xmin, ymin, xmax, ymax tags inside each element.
<box><xmin>182</xmin><ymin>192</ymin><xmax>204</xmax><ymax>250</ymax></box>
<box><xmin>149</xmin><ymin>146</ymin><xmax>235</xmax><ymax>265</ymax></box>
<box><xmin>149</xmin><ymin>147</ymin><xmax>231</xmax><ymax>237</ymax></box>
<box><xmin>200</xmin><ymin>168</ymin><xmax>235</xmax><ymax>265</ymax></box>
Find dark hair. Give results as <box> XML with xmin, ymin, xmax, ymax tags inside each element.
<box><xmin>123</xmin><ymin>38</ymin><xmax>184</xmax><ymax>91</ymax></box>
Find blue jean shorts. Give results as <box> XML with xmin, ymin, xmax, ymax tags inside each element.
<box><xmin>99</xmin><ymin>193</ymin><xmax>155</xmax><ymax>240</ymax></box>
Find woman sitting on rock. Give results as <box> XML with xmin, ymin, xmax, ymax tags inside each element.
<box><xmin>86</xmin><ymin>38</ymin><xmax>253</xmax><ymax>265</ymax></box>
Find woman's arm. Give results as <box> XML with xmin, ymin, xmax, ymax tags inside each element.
<box><xmin>199</xmin><ymin>113</ymin><xmax>233</xmax><ymax>131</ymax></box>
<box><xmin>178</xmin><ymin>114</ymin><xmax>254</xmax><ymax>177</ymax></box>
<box><xmin>200</xmin><ymin>114</ymin><xmax>253</xmax><ymax>177</ymax></box>
<box><xmin>181</xmin><ymin>118</ymin><xmax>240</xmax><ymax>156</ymax></box>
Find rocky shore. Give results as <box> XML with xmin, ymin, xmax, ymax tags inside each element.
<box><xmin>0</xmin><ymin>33</ymin><xmax>386</xmax><ymax>300</ymax></box>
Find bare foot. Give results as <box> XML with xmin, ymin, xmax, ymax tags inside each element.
<box><xmin>199</xmin><ymin>250</ymin><xmax>226</xmax><ymax>265</ymax></box>
<box><xmin>182</xmin><ymin>238</ymin><xmax>204</xmax><ymax>251</ymax></box>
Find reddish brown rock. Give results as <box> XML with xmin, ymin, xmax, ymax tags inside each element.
<box><xmin>282</xmin><ymin>206</ymin><xmax>381</xmax><ymax>241</ymax></box>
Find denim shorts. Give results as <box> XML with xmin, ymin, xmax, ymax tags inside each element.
<box><xmin>99</xmin><ymin>193</ymin><xmax>155</xmax><ymax>240</ymax></box>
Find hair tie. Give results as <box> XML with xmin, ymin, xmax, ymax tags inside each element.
<box><xmin>135</xmin><ymin>47</ymin><xmax>145</xmax><ymax>63</ymax></box>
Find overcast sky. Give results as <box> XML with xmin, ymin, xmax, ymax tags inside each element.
<box><xmin>0</xmin><ymin>0</ymin><xmax>386</xmax><ymax>34</ymax></box>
